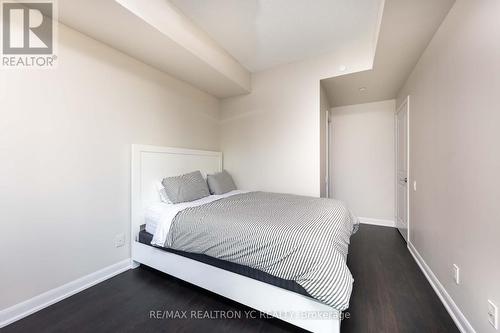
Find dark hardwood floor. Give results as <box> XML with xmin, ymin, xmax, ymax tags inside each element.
<box><xmin>3</xmin><ymin>225</ymin><xmax>458</xmax><ymax>333</ymax></box>
<box><xmin>341</xmin><ymin>225</ymin><xmax>457</xmax><ymax>333</ymax></box>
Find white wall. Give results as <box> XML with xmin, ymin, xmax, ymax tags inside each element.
<box><xmin>220</xmin><ymin>46</ymin><xmax>373</xmax><ymax>197</ymax></box>
<box><xmin>330</xmin><ymin>100</ymin><xmax>395</xmax><ymax>220</ymax></box>
<box><xmin>0</xmin><ymin>23</ymin><xmax>220</xmax><ymax>310</ymax></box>
<box><xmin>397</xmin><ymin>1</ymin><xmax>500</xmax><ymax>332</ymax></box>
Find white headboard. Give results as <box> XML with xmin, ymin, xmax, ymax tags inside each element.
<box><xmin>131</xmin><ymin>145</ymin><xmax>222</xmax><ymax>242</ymax></box>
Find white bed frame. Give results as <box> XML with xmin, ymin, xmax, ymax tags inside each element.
<box><xmin>131</xmin><ymin>144</ymin><xmax>341</xmax><ymax>333</ymax></box>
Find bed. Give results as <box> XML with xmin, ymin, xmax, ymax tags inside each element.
<box><xmin>131</xmin><ymin>145</ymin><xmax>357</xmax><ymax>333</ymax></box>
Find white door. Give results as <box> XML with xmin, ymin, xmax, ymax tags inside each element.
<box><xmin>396</xmin><ymin>97</ymin><xmax>409</xmax><ymax>242</ymax></box>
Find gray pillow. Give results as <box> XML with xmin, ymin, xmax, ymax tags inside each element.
<box><xmin>162</xmin><ymin>171</ymin><xmax>210</xmax><ymax>204</ymax></box>
<box><xmin>207</xmin><ymin>170</ymin><xmax>237</xmax><ymax>195</ymax></box>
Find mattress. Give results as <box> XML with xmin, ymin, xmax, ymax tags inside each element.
<box><xmin>138</xmin><ymin>229</ymin><xmax>311</xmax><ymax>297</ymax></box>
<box><xmin>145</xmin><ymin>191</ymin><xmax>246</xmax><ymax>235</ymax></box>
<box><xmin>144</xmin><ymin>202</ymin><xmax>169</xmax><ymax>234</ymax></box>
<box><xmin>160</xmin><ymin>191</ymin><xmax>358</xmax><ymax>310</ymax></box>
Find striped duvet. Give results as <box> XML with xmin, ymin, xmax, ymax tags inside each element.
<box><xmin>164</xmin><ymin>191</ymin><xmax>359</xmax><ymax>310</ymax></box>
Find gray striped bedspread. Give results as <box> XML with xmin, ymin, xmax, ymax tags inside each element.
<box><xmin>164</xmin><ymin>191</ymin><xmax>359</xmax><ymax>310</ymax></box>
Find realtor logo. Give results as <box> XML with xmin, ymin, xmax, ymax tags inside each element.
<box><xmin>1</xmin><ymin>0</ymin><xmax>57</xmax><ymax>67</ymax></box>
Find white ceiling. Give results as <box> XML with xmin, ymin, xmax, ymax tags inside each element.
<box><xmin>56</xmin><ymin>0</ymin><xmax>452</xmax><ymax>102</ymax></box>
<box><xmin>170</xmin><ymin>0</ymin><xmax>384</xmax><ymax>72</ymax></box>
<box><xmin>322</xmin><ymin>0</ymin><xmax>455</xmax><ymax>107</ymax></box>
<box><xmin>57</xmin><ymin>0</ymin><xmax>251</xmax><ymax>98</ymax></box>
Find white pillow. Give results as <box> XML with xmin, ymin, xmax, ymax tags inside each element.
<box><xmin>156</xmin><ymin>182</ymin><xmax>171</xmax><ymax>204</ymax></box>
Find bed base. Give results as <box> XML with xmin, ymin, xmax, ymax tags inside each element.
<box><xmin>132</xmin><ymin>241</ymin><xmax>340</xmax><ymax>333</ymax></box>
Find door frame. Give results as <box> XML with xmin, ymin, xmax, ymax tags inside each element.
<box><xmin>325</xmin><ymin>110</ymin><xmax>330</xmax><ymax>198</ymax></box>
<box><xmin>395</xmin><ymin>96</ymin><xmax>410</xmax><ymax>242</ymax></box>
<box><xmin>327</xmin><ymin>110</ymin><xmax>334</xmax><ymax>198</ymax></box>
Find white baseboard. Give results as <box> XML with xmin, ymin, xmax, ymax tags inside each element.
<box><xmin>0</xmin><ymin>259</ymin><xmax>132</xmax><ymax>328</ymax></box>
<box><xmin>408</xmin><ymin>242</ymin><xmax>476</xmax><ymax>333</ymax></box>
<box><xmin>358</xmin><ymin>217</ymin><xmax>395</xmax><ymax>228</ymax></box>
